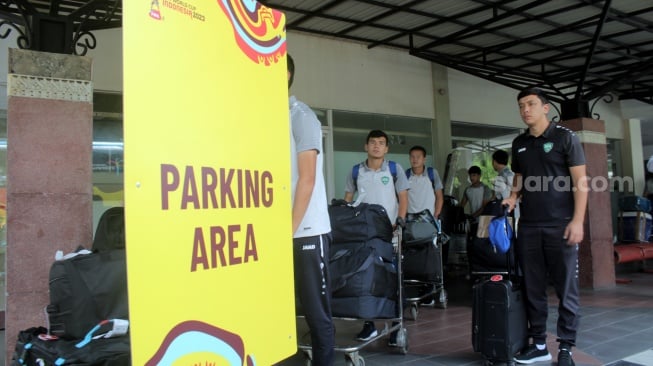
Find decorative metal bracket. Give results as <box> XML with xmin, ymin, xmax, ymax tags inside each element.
<box><xmin>549</xmin><ymin>102</ymin><xmax>562</xmax><ymax>123</ymax></box>
<box><xmin>70</xmin><ymin>0</ymin><xmax>121</xmax><ymax>55</ymax></box>
<box><xmin>0</xmin><ymin>0</ymin><xmax>121</xmax><ymax>55</ymax></box>
<box><xmin>589</xmin><ymin>94</ymin><xmax>614</xmax><ymax>120</ymax></box>
<box><xmin>0</xmin><ymin>0</ymin><xmax>33</xmax><ymax>49</ymax></box>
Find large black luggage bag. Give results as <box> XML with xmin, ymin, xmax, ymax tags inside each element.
<box><xmin>46</xmin><ymin>207</ymin><xmax>128</xmax><ymax>340</ymax></box>
<box><xmin>328</xmin><ymin>200</ymin><xmax>393</xmax><ymax>243</ymax></box>
<box><xmin>10</xmin><ymin>326</ymin><xmax>130</xmax><ymax>366</ymax></box>
<box><xmin>403</xmin><ymin>237</ymin><xmax>441</xmax><ymax>282</ymax></box>
<box><xmin>472</xmin><ymin>275</ymin><xmax>527</xmax><ymax>364</ymax></box>
<box><xmin>329</xmin><ymin>242</ymin><xmax>397</xmax><ymax>318</ymax></box>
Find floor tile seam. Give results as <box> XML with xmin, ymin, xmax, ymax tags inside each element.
<box><xmin>578</xmin><ymin>330</ymin><xmax>653</xmax><ymax>357</ymax></box>
<box><xmin>578</xmin><ymin>319</ymin><xmax>653</xmax><ymax>334</ymax></box>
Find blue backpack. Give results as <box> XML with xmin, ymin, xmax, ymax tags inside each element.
<box><xmin>352</xmin><ymin>161</ymin><xmax>397</xmax><ymax>191</ymax></box>
<box><xmin>405</xmin><ymin>166</ymin><xmax>437</xmax><ymax>188</ymax></box>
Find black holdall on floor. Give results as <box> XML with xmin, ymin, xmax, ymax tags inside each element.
<box><xmin>10</xmin><ymin>326</ymin><xmax>131</xmax><ymax>366</ymax></box>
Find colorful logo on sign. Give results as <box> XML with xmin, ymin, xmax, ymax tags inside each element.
<box><xmin>150</xmin><ymin>0</ymin><xmax>162</xmax><ymax>20</ymax></box>
<box><xmin>146</xmin><ymin>321</ymin><xmax>256</xmax><ymax>365</ymax></box>
<box><xmin>217</xmin><ymin>0</ymin><xmax>286</xmax><ymax>65</ymax></box>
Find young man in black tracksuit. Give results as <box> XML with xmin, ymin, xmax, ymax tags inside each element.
<box><xmin>502</xmin><ymin>88</ymin><xmax>588</xmax><ymax>366</ymax></box>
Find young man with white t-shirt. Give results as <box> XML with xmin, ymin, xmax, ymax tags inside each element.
<box><xmin>344</xmin><ymin>129</ymin><xmax>409</xmax><ymax>344</ymax></box>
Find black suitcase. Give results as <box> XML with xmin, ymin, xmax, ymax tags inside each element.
<box><xmin>472</xmin><ymin>275</ymin><xmax>527</xmax><ymax>364</ymax></box>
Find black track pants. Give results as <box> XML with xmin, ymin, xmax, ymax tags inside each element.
<box><xmin>516</xmin><ymin>225</ymin><xmax>580</xmax><ymax>346</ymax></box>
<box><xmin>294</xmin><ymin>234</ymin><xmax>335</xmax><ymax>366</ymax></box>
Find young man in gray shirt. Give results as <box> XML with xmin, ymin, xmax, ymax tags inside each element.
<box><xmin>289</xmin><ymin>54</ymin><xmax>334</xmax><ymax>366</ymax></box>
<box><xmin>344</xmin><ymin>129</ymin><xmax>409</xmax><ymax>344</ymax></box>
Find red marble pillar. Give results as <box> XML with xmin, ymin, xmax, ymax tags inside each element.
<box><xmin>5</xmin><ymin>49</ymin><xmax>93</xmax><ymax>361</ymax></box>
<box><xmin>560</xmin><ymin>118</ymin><xmax>615</xmax><ymax>289</ymax></box>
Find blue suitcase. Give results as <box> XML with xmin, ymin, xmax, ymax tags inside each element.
<box><xmin>618</xmin><ymin>195</ymin><xmax>651</xmax><ymax>213</ymax></box>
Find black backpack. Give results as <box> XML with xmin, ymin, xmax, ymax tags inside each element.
<box><xmin>46</xmin><ymin>207</ymin><xmax>128</xmax><ymax>340</ymax></box>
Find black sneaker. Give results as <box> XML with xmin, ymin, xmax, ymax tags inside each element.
<box><xmin>558</xmin><ymin>348</ymin><xmax>575</xmax><ymax>366</ymax></box>
<box><xmin>514</xmin><ymin>344</ymin><xmax>552</xmax><ymax>364</ymax></box>
<box><xmin>356</xmin><ymin>322</ymin><xmax>378</xmax><ymax>341</ymax></box>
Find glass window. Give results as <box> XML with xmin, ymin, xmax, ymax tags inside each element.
<box><xmin>92</xmin><ymin>92</ymin><xmax>124</xmax><ymax>232</ymax></box>
<box><xmin>331</xmin><ymin>110</ymin><xmax>432</xmax><ymax>199</ymax></box>
<box><xmin>443</xmin><ymin>121</ymin><xmax>521</xmax><ymax>203</ymax></box>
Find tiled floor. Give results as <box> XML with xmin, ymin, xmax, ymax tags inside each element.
<box><xmin>278</xmin><ymin>267</ymin><xmax>653</xmax><ymax>366</ymax></box>
<box><xmin>1</xmin><ymin>267</ymin><xmax>651</xmax><ymax>366</ymax></box>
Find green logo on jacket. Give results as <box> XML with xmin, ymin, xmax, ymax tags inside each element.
<box><xmin>543</xmin><ymin>142</ymin><xmax>553</xmax><ymax>153</ymax></box>
<box><xmin>381</xmin><ymin>176</ymin><xmax>390</xmax><ymax>185</ymax></box>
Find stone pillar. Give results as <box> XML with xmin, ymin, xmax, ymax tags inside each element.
<box><xmin>5</xmin><ymin>49</ymin><xmax>93</xmax><ymax>361</ymax></box>
<box><xmin>430</xmin><ymin>63</ymin><xmax>452</xmax><ymax>174</ymax></box>
<box><xmin>560</xmin><ymin>118</ymin><xmax>615</xmax><ymax>289</ymax></box>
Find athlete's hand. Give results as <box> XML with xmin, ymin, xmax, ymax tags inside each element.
<box><xmin>564</xmin><ymin>220</ymin><xmax>584</xmax><ymax>245</ymax></box>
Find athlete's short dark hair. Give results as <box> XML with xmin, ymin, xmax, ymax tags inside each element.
<box><xmin>409</xmin><ymin>145</ymin><xmax>427</xmax><ymax>157</ymax></box>
<box><xmin>517</xmin><ymin>87</ymin><xmax>549</xmax><ymax>105</ymax></box>
<box><xmin>366</xmin><ymin>130</ymin><xmax>388</xmax><ymax>144</ymax></box>
<box><xmin>287</xmin><ymin>54</ymin><xmax>295</xmax><ymax>88</ymax></box>
<box><xmin>468</xmin><ymin>165</ymin><xmax>481</xmax><ymax>175</ymax></box>
<box><xmin>492</xmin><ymin>150</ymin><xmax>509</xmax><ymax>165</ymax></box>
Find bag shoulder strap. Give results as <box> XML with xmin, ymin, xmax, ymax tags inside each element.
<box><xmin>427</xmin><ymin>167</ymin><xmax>435</xmax><ymax>188</ymax></box>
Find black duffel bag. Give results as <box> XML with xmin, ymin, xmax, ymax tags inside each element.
<box><xmin>11</xmin><ymin>326</ymin><xmax>130</xmax><ymax>366</ymax></box>
<box><xmin>329</xmin><ymin>245</ymin><xmax>397</xmax><ymax>300</ymax></box>
<box><xmin>329</xmin><ymin>199</ymin><xmax>393</xmax><ymax>243</ymax></box>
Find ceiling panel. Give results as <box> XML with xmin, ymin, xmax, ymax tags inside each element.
<box><xmin>1</xmin><ymin>0</ymin><xmax>651</xmax><ymax>108</ymax></box>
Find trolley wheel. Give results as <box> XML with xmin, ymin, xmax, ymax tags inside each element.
<box><xmin>396</xmin><ymin>327</ymin><xmax>408</xmax><ymax>354</ymax></box>
<box><xmin>410</xmin><ymin>304</ymin><xmax>419</xmax><ymax>320</ymax></box>
<box><xmin>344</xmin><ymin>355</ymin><xmax>365</xmax><ymax>366</ymax></box>
<box><xmin>436</xmin><ymin>290</ymin><xmax>448</xmax><ymax>309</ymax></box>
<box><xmin>302</xmin><ymin>349</ymin><xmax>313</xmax><ymax>366</ymax></box>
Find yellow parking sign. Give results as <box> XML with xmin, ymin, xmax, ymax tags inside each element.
<box><xmin>123</xmin><ymin>1</ymin><xmax>295</xmax><ymax>364</ymax></box>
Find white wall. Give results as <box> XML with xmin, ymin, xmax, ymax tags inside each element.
<box><xmin>287</xmin><ymin>32</ymin><xmax>435</xmax><ymax>118</ymax></box>
<box><xmin>447</xmin><ymin>69</ymin><xmax>524</xmax><ymax>129</ymax></box>
<box><xmin>85</xmin><ymin>28</ymin><xmax>123</xmax><ymax>92</ymax></box>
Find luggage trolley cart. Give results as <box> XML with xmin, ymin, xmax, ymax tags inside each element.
<box><xmin>297</xmin><ymin>227</ymin><xmax>408</xmax><ymax>366</ymax></box>
<box><xmin>402</xmin><ymin>210</ymin><xmax>448</xmax><ymax>320</ymax></box>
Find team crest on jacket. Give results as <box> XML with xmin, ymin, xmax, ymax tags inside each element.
<box><xmin>543</xmin><ymin>142</ymin><xmax>553</xmax><ymax>153</ymax></box>
<box><xmin>381</xmin><ymin>176</ymin><xmax>390</xmax><ymax>185</ymax></box>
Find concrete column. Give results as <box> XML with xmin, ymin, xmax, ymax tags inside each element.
<box><xmin>430</xmin><ymin>63</ymin><xmax>452</xmax><ymax>174</ymax></box>
<box><xmin>560</xmin><ymin>118</ymin><xmax>615</xmax><ymax>289</ymax></box>
<box><xmin>5</xmin><ymin>49</ymin><xmax>93</xmax><ymax>361</ymax></box>
<box><xmin>620</xmin><ymin>118</ymin><xmax>645</xmax><ymax>195</ymax></box>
